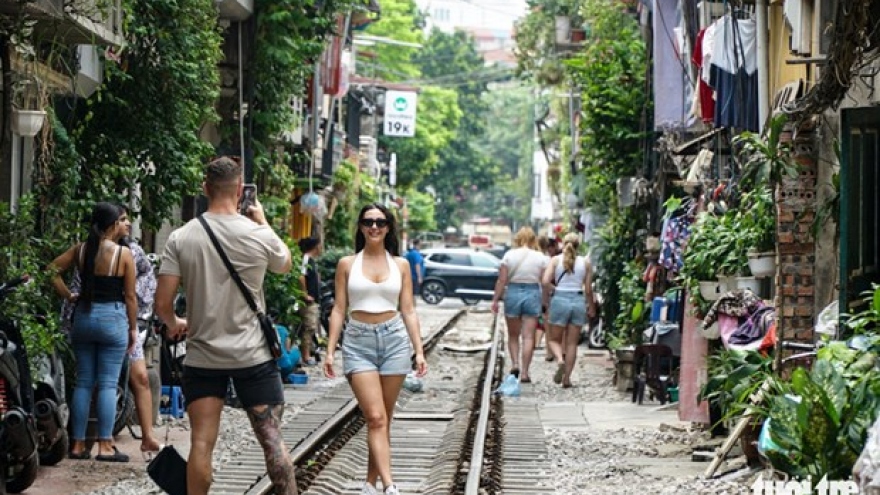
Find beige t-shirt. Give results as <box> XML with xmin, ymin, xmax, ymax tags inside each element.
<box><xmin>159</xmin><ymin>212</ymin><xmax>290</xmax><ymax>369</ymax></box>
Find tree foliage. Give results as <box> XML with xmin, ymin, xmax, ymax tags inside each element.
<box><xmin>415</xmin><ymin>29</ymin><xmax>495</xmax><ymax>227</ymax></box>
<box><xmin>362</xmin><ymin>0</ymin><xmax>423</xmax><ymax>80</ymax></box>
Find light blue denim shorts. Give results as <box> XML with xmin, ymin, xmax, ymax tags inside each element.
<box><xmin>342</xmin><ymin>315</ymin><xmax>412</xmax><ymax>376</ymax></box>
<box><xmin>504</xmin><ymin>283</ymin><xmax>542</xmax><ymax>318</ymax></box>
<box><xmin>549</xmin><ymin>291</ymin><xmax>587</xmax><ymax>327</ymax></box>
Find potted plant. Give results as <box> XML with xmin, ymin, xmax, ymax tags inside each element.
<box><xmin>736</xmin><ymin>187</ymin><xmax>777</xmax><ymax>278</ymax></box>
<box><xmin>733</xmin><ymin>115</ymin><xmax>799</xmax><ymax>280</ymax></box>
<box><xmin>699</xmin><ymin>349</ymin><xmax>775</xmax><ymax>461</ymax></box>
<box><xmin>11</xmin><ymin>77</ymin><xmax>47</xmax><ymax>138</ymax></box>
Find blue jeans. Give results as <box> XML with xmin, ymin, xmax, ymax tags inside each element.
<box><xmin>70</xmin><ymin>302</ymin><xmax>128</xmax><ymax>440</ymax></box>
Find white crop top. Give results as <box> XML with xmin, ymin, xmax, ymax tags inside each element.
<box><xmin>348</xmin><ymin>251</ymin><xmax>401</xmax><ymax>312</ymax></box>
<box><xmin>553</xmin><ymin>255</ymin><xmax>588</xmax><ymax>292</ymax></box>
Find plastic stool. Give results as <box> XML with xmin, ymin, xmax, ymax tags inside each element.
<box><xmin>160</xmin><ymin>385</ymin><xmax>186</xmax><ymax>418</ymax></box>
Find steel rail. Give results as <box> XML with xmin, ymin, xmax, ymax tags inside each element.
<box><xmin>246</xmin><ymin>310</ymin><xmax>465</xmax><ymax>495</ymax></box>
<box><xmin>463</xmin><ymin>311</ymin><xmax>500</xmax><ymax>495</ymax></box>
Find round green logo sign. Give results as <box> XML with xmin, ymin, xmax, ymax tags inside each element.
<box><xmin>393</xmin><ymin>97</ymin><xmax>408</xmax><ymax>112</ymax></box>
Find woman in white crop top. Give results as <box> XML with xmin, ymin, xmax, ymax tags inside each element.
<box><xmin>541</xmin><ymin>233</ymin><xmax>596</xmax><ymax>388</ymax></box>
<box><xmin>323</xmin><ymin>203</ymin><xmax>427</xmax><ymax>495</ymax></box>
<box><xmin>490</xmin><ymin>227</ymin><xmax>548</xmax><ymax>383</ymax></box>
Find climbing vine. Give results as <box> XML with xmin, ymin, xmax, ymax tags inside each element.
<box><xmin>72</xmin><ymin>0</ymin><xmax>223</xmax><ymax>231</ymax></box>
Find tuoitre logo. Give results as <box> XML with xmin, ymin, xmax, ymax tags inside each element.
<box><xmin>751</xmin><ymin>475</ymin><xmax>858</xmax><ymax>495</ymax></box>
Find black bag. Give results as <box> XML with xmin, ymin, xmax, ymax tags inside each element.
<box><xmin>197</xmin><ymin>215</ymin><xmax>283</xmax><ymax>359</ymax></box>
<box><xmin>148</xmin><ymin>342</ymin><xmax>187</xmax><ymax>495</ymax></box>
<box><xmin>147</xmin><ymin>445</ymin><xmax>188</xmax><ymax>495</ymax></box>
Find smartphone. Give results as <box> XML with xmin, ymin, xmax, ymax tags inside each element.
<box><xmin>239</xmin><ymin>183</ymin><xmax>257</xmax><ymax>215</ymax></box>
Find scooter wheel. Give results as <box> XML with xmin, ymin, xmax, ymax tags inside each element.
<box><xmin>5</xmin><ymin>453</ymin><xmax>38</xmax><ymax>494</ymax></box>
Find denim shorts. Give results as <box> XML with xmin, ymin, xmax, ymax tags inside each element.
<box><xmin>342</xmin><ymin>315</ymin><xmax>412</xmax><ymax>376</ymax></box>
<box><xmin>549</xmin><ymin>291</ymin><xmax>587</xmax><ymax>327</ymax></box>
<box><xmin>504</xmin><ymin>283</ymin><xmax>542</xmax><ymax>318</ymax></box>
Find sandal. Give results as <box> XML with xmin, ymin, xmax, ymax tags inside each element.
<box><xmin>95</xmin><ymin>446</ymin><xmax>129</xmax><ymax>463</ymax></box>
<box><xmin>68</xmin><ymin>450</ymin><xmax>90</xmax><ymax>460</ymax></box>
<box><xmin>510</xmin><ymin>367</ymin><xmax>520</xmax><ymax>378</ymax></box>
<box><xmin>553</xmin><ymin>364</ymin><xmax>565</xmax><ymax>384</ymax></box>
<box><xmin>562</xmin><ymin>382</ymin><xmax>573</xmax><ymax>389</ymax></box>
<box><xmin>520</xmin><ymin>377</ymin><xmax>532</xmax><ymax>384</ymax></box>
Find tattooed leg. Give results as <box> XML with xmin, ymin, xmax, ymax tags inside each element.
<box><xmin>247</xmin><ymin>404</ymin><xmax>297</xmax><ymax>495</ymax></box>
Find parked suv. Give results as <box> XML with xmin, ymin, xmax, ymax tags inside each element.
<box><xmin>420</xmin><ymin>248</ymin><xmax>500</xmax><ymax>305</ymax></box>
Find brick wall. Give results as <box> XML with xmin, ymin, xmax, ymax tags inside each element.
<box><xmin>775</xmin><ymin>121</ymin><xmax>818</xmax><ymax>343</ymax></box>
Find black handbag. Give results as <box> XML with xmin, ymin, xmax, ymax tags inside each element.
<box><xmin>148</xmin><ymin>340</ymin><xmax>187</xmax><ymax>495</ymax></box>
<box><xmin>147</xmin><ymin>445</ymin><xmax>188</xmax><ymax>495</ymax></box>
<box><xmin>197</xmin><ymin>215</ymin><xmax>283</xmax><ymax>359</ymax></box>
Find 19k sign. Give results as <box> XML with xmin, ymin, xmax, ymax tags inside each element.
<box><xmin>384</xmin><ymin>90</ymin><xmax>417</xmax><ymax>137</ymax></box>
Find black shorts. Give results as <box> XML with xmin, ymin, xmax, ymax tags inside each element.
<box><xmin>182</xmin><ymin>360</ymin><xmax>284</xmax><ymax>408</ymax></box>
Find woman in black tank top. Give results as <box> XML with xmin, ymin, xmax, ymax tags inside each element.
<box><xmin>50</xmin><ymin>202</ymin><xmax>138</xmax><ymax>462</ymax></box>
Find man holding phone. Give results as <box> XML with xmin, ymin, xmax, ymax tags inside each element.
<box><xmin>155</xmin><ymin>157</ymin><xmax>297</xmax><ymax>495</ymax></box>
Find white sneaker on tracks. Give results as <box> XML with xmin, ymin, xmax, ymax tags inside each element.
<box><xmin>384</xmin><ymin>484</ymin><xmax>400</xmax><ymax>495</ymax></box>
<box><xmin>361</xmin><ymin>482</ymin><xmax>379</xmax><ymax>495</ymax></box>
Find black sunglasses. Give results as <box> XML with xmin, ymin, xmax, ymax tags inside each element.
<box><xmin>359</xmin><ymin>218</ymin><xmax>390</xmax><ymax>228</ymax></box>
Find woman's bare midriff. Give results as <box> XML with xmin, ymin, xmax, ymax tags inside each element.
<box><xmin>350</xmin><ymin>310</ymin><xmax>398</xmax><ymax>324</ymax></box>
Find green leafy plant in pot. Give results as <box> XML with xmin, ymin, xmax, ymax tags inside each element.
<box><xmin>699</xmin><ymin>349</ymin><xmax>775</xmax><ymax>461</ymax></box>
<box><xmin>733</xmin><ymin>115</ymin><xmax>798</xmax><ymax>289</ymax></box>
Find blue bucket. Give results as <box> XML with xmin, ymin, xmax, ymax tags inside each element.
<box><xmin>288</xmin><ymin>373</ymin><xmax>309</xmax><ymax>385</ymax></box>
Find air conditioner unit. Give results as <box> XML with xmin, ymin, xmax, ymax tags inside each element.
<box><xmin>75</xmin><ymin>45</ymin><xmax>102</xmax><ymax>98</ymax></box>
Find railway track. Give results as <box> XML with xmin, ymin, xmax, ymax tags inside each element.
<box><xmin>211</xmin><ymin>306</ymin><xmax>554</xmax><ymax>495</ymax></box>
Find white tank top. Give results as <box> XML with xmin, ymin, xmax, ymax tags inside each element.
<box><xmin>348</xmin><ymin>251</ymin><xmax>401</xmax><ymax>312</ymax></box>
<box><xmin>553</xmin><ymin>255</ymin><xmax>588</xmax><ymax>292</ymax></box>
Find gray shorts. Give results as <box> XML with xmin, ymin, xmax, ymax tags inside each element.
<box><xmin>342</xmin><ymin>315</ymin><xmax>412</xmax><ymax>376</ymax></box>
<box><xmin>549</xmin><ymin>291</ymin><xmax>587</xmax><ymax>327</ymax></box>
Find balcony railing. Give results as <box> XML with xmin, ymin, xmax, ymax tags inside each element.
<box><xmin>0</xmin><ymin>0</ymin><xmax>124</xmax><ymax>47</ymax></box>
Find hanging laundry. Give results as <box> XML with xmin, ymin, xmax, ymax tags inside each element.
<box><xmin>658</xmin><ymin>214</ymin><xmax>692</xmax><ymax>274</ymax></box>
<box><xmin>709</xmin><ymin>15</ymin><xmax>759</xmax><ymax>131</ymax></box>
<box><xmin>691</xmin><ymin>27</ymin><xmax>716</xmax><ymax>123</ymax></box>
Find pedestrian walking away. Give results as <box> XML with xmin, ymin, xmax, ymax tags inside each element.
<box><xmin>154</xmin><ymin>156</ymin><xmax>297</xmax><ymax>495</ymax></box>
<box><xmin>404</xmin><ymin>238</ymin><xmax>425</xmax><ymax>304</ymax></box>
<box><xmin>323</xmin><ymin>203</ymin><xmax>428</xmax><ymax>495</ymax></box>
<box><xmin>298</xmin><ymin>237</ymin><xmax>323</xmax><ymax>366</ymax></box>
<box><xmin>542</xmin><ymin>233</ymin><xmax>597</xmax><ymax>388</ymax></box>
<box><xmin>50</xmin><ymin>202</ymin><xmax>138</xmax><ymax>462</ymax></box>
<box><xmin>491</xmin><ymin>227</ymin><xmax>548</xmax><ymax>383</ymax></box>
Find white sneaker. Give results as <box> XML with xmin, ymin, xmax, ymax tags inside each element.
<box><xmin>361</xmin><ymin>482</ymin><xmax>379</xmax><ymax>495</ymax></box>
<box><xmin>384</xmin><ymin>485</ymin><xmax>400</xmax><ymax>495</ymax></box>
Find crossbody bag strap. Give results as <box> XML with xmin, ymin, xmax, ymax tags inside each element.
<box><xmin>196</xmin><ymin>215</ymin><xmax>261</xmax><ymax>315</ymax></box>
